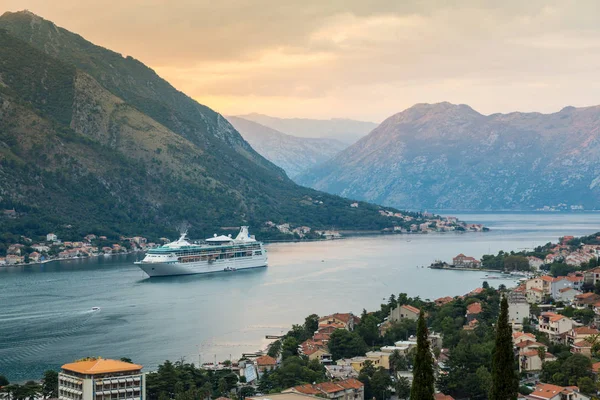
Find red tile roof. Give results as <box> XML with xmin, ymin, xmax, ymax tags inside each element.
<box><xmin>515</xmin><ymin>340</ymin><xmax>545</xmax><ymax>349</ymax></box>
<box><xmin>513</xmin><ymin>332</ymin><xmax>536</xmax><ymax>340</ymax></box>
<box><xmin>256</xmin><ymin>355</ymin><xmax>277</xmax><ymax>366</ymax></box>
<box><xmin>336</xmin><ymin>378</ymin><xmax>363</xmax><ymax>390</ymax></box>
<box><xmin>592</xmin><ymin>362</ymin><xmax>600</xmax><ymax>373</ymax></box>
<box><xmin>572</xmin><ymin>326</ymin><xmax>599</xmax><ymax>335</ymax></box>
<box><xmin>434</xmin><ymin>394</ymin><xmax>455</xmax><ymax>400</ymax></box>
<box><xmin>292</xmin><ymin>384</ymin><xmax>320</xmax><ymax>395</ymax></box>
<box><xmin>402</xmin><ymin>305</ymin><xmax>420</xmax><ymax>314</ymax></box>
<box><xmin>466</xmin><ymin>302</ymin><xmax>482</xmax><ymax>315</ymax></box>
<box><xmin>531</xmin><ymin>383</ymin><xmax>579</xmax><ymax>400</ymax></box>
<box><xmin>315</xmin><ymin>382</ymin><xmax>345</xmax><ymax>394</ymax></box>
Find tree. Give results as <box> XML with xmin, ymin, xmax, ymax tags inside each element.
<box><xmin>482</xmin><ymin>281</ymin><xmax>490</xmax><ymax>289</ymax></box>
<box><xmin>371</xmin><ymin>368</ymin><xmax>393</xmax><ymax>400</ymax></box>
<box><xmin>410</xmin><ymin>311</ymin><xmax>434</xmax><ymax>400</ymax></box>
<box><xmin>42</xmin><ymin>370</ymin><xmax>58</xmax><ymax>399</ymax></box>
<box><xmin>576</xmin><ymin>377</ymin><xmax>595</xmax><ymax>395</ymax></box>
<box><xmin>395</xmin><ymin>377</ymin><xmax>411</xmax><ymax>400</ymax></box>
<box><xmin>504</xmin><ymin>255</ymin><xmax>530</xmax><ymax>272</ymax></box>
<box><xmin>303</xmin><ymin>314</ymin><xmax>319</xmax><ymax>336</ymax></box>
<box><xmin>328</xmin><ymin>329</ymin><xmax>368</xmax><ymax>360</ymax></box>
<box><xmin>490</xmin><ymin>296</ymin><xmax>518</xmax><ymax>400</ymax></box>
<box><xmin>0</xmin><ymin>375</ymin><xmax>8</xmax><ymax>387</ymax></box>
<box><xmin>120</xmin><ymin>357</ymin><xmax>133</xmax><ymax>363</ymax></box>
<box><xmin>389</xmin><ymin>350</ymin><xmax>408</xmax><ymax>373</ymax></box>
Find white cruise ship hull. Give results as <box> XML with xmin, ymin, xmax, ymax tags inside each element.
<box><xmin>136</xmin><ymin>255</ymin><xmax>268</xmax><ymax>277</ymax></box>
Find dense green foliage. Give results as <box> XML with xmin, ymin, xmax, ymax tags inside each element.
<box><xmin>358</xmin><ymin>361</ymin><xmax>393</xmax><ymax>400</ymax></box>
<box><xmin>145</xmin><ymin>359</ymin><xmax>240</xmax><ymax>400</ymax></box>
<box><xmin>42</xmin><ymin>370</ymin><xmax>59</xmax><ymax>398</ymax></box>
<box><xmin>410</xmin><ymin>312</ymin><xmax>434</xmax><ymax>400</ymax></box>
<box><xmin>540</xmin><ymin>354</ymin><xmax>594</xmax><ymax>393</ymax></box>
<box><xmin>481</xmin><ymin>251</ymin><xmax>532</xmax><ymax>271</ymax></box>
<box><xmin>0</xmin><ymin>15</ymin><xmax>436</xmax><ymax>243</ymax></box>
<box><xmin>258</xmin><ymin>357</ymin><xmax>326</xmax><ymax>393</ymax></box>
<box><xmin>490</xmin><ymin>297</ymin><xmax>518</xmax><ymax>400</ymax></box>
<box><xmin>327</xmin><ymin>329</ymin><xmax>369</xmax><ymax>360</ymax></box>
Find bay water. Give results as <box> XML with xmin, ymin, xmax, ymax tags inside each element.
<box><xmin>1</xmin><ymin>212</ymin><xmax>599</xmax><ymax>381</ymax></box>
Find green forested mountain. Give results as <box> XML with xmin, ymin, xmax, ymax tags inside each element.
<box><xmin>0</xmin><ymin>11</ymin><xmax>409</xmax><ymax>241</ymax></box>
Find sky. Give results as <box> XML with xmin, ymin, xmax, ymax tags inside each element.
<box><xmin>3</xmin><ymin>0</ymin><xmax>600</xmax><ymax>121</ymax></box>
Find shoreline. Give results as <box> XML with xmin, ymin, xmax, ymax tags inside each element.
<box><xmin>0</xmin><ymin>249</ymin><xmax>144</xmax><ymax>269</ymax></box>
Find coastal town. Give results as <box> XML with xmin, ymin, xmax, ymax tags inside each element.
<box><xmin>6</xmin><ymin>233</ymin><xmax>600</xmax><ymax>400</ymax></box>
<box><xmin>0</xmin><ymin>231</ymin><xmax>158</xmax><ymax>266</ymax></box>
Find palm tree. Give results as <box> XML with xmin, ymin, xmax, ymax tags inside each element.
<box><xmin>389</xmin><ymin>350</ymin><xmax>407</xmax><ymax>375</ymax></box>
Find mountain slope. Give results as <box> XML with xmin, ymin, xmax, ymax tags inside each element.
<box><xmin>227</xmin><ymin>116</ymin><xmax>347</xmax><ymax>178</ymax></box>
<box><xmin>0</xmin><ymin>18</ymin><xmax>413</xmax><ymax>241</ymax></box>
<box><xmin>0</xmin><ymin>10</ymin><xmax>278</xmax><ymax>176</ymax></box>
<box><xmin>236</xmin><ymin>113</ymin><xmax>377</xmax><ymax>144</ymax></box>
<box><xmin>297</xmin><ymin>102</ymin><xmax>600</xmax><ymax>210</ymax></box>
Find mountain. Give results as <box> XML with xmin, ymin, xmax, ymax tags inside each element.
<box><xmin>297</xmin><ymin>102</ymin><xmax>600</xmax><ymax>211</ymax></box>
<box><xmin>0</xmin><ymin>11</ymin><xmax>421</xmax><ymax>241</ymax></box>
<box><xmin>235</xmin><ymin>113</ymin><xmax>378</xmax><ymax>144</ymax></box>
<box><xmin>227</xmin><ymin>116</ymin><xmax>347</xmax><ymax>178</ymax></box>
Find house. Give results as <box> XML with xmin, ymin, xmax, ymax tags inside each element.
<box><xmin>31</xmin><ymin>244</ymin><xmax>50</xmax><ymax>253</ymax></box>
<box><xmin>300</xmin><ymin>339</ymin><xmax>331</xmax><ymax>363</ymax></box>
<box><xmin>566</xmin><ymin>327</ymin><xmax>599</xmax><ymax>346</ymax></box>
<box><xmin>435</xmin><ymin>296</ymin><xmax>453</xmax><ymax>307</ymax></box>
<box><xmin>318</xmin><ymin>313</ymin><xmax>359</xmax><ymax>331</ymax></box>
<box><xmin>390</xmin><ymin>305</ymin><xmax>420</xmax><ymax>322</ymax></box>
<box><xmin>566</xmin><ymin>274</ymin><xmax>584</xmax><ymax>291</ymax></box>
<box><xmin>6</xmin><ymin>254</ymin><xmax>24</xmax><ymax>265</ymax></box>
<box><xmin>452</xmin><ymin>254</ymin><xmax>481</xmax><ymax>268</ymax></box>
<box><xmin>513</xmin><ymin>332</ymin><xmax>536</xmax><ymax>345</ymax></box>
<box><xmin>466</xmin><ymin>302</ymin><xmax>482</xmax><ymax>323</ymax></box>
<box><xmin>526</xmin><ymin>287</ymin><xmax>544</xmax><ymax>304</ymax></box>
<box><xmin>556</xmin><ymin>288</ymin><xmax>581</xmax><ymax>303</ymax></box>
<box><xmin>548</xmin><ymin>277</ymin><xmax>574</xmax><ymax>299</ymax></box>
<box><xmin>325</xmin><ymin>365</ymin><xmax>359</xmax><ymax>380</ymax></box>
<box><xmin>519</xmin><ymin>349</ymin><xmax>556</xmax><ymax>372</ymax></box>
<box><xmin>584</xmin><ymin>267</ymin><xmax>600</xmax><ymax>286</ymax></box>
<box><xmin>571</xmin><ymin>339</ymin><xmax>593</xmax><ymax>358</ymax></box>
<box><xmin>527</xmin><ymin>256</ymin><xmax>545</xmax><ymax>270</ymax></box>
<box><xmin>434</xmin><ymin>394</ymin><xmax>455</xmax><ymax>400</ymax></box>
<box><xmin>538</xmin><ymin>312</ymin><xmax>574</xmax><ymax>343</ymax></box>
<box><xmin>574</xmin><ymin>292</ymin><xmax>600</xmax><ymax>308</ymax></box>
<box><xmin>284</xmin><ymin>378</ymin><xmax>364</xmax><ymax>400</ymax></box>
<box><xmin>255</xmin><ymin>355</ymin><xmax>277</xmax><ymax>372</ymax></box>
<box><xmin>528</xmin><ymin>383</ymin><xmax>589</xmax><ymax>400</ymax></box>
<box><xmin>592</xmin><ymin>362</ymin><xmax>600</xmax><ymax>377</ymax></box>
<box><xmin>0</xmin><ymin>257</ymin><xmax>5</xmax><ymax>266</ymax></box>
<box><xmin>29</xmin><ymin>252</ymin><xmax>41</xmax><ymax>262</ymax></box>
<box><xmin>507</xmin><ymin>292</ymin><xmax>530</xmax><ymax>327</ymax></box>
<box><xmin>46</xmin><ymin>233</ymin><xmax>58</xmax><ymax>242</ymax></box>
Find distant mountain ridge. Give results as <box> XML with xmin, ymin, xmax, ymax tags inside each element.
<box><xmin>236</xmin><ymin>113</ymin><xmax>378</xmax><ymax>144</ymax></box>
<box><xmin>0</xmin><ymin>10</ymin><xmax>415</xmax><ymax>240</ymax></box>
<box><xmin>227</xmin><ymin>116</ymin><xmax>347</xmax><ymax>178</ymax></box>
<box><xmin>297</xmin><ymin>102</ymin><xmax>600</xmax><ymax>210</ymax></box>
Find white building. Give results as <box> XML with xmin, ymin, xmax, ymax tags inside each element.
<box><xmin>47</xmin><ymin>233</ymin><xmax>58</xmax><ymax>242</ymax></box>
<box><xmin>59</xmin><ymin>358</ymin><xmax>145</xmax><ymax>400</ymax></box>
<box><xmin>507</xmin><ymin>292</ymin><xmax>530</xmax><ymax>327</ymax></box>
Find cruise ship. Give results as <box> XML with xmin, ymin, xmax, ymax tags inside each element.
<box><xmin>135</xmin><ymin>226</ymin><xmax>267</xmax><ymax>277</ymax></box>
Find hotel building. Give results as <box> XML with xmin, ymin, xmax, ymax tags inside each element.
<box><xmin>58</xmin><ymin>358</ymin><xmax>145</xmax><ymax>400</ymax></box>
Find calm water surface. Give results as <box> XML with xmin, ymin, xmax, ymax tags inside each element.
<box><xmin>1</xmin><ymin>212</ymin><xmax>599</xmax><ymax>381</ymax></box>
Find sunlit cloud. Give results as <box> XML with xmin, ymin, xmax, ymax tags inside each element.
<box><xmin>4</xmin><ymin>0</ymin><xmax>600</xmax><ymax>121</ymax></box>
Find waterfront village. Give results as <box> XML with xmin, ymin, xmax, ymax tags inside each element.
<box><xmin>6</xmin><ymin>234</ymin><xmax>600</xmax><ymax>400</ymax></box>
<box><xmin>0</xmin><ymin>206</ymin><xmax>485</xmax><ymax>266</ymax></box>
<box><xmin>0</xmin><ymin>232</ymin><xmax>159</xmax><ymax>266</ymax></box>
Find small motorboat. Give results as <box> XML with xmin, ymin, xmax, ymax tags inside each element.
<box><xmin>224</xmin><ymin>267</ymin><xmax>237</xmax><ymax>272</ymax></box>
<box><xmin>91</xmin><ymin>307</ymin><xmax>101</xmax><ymax>311</ymax></box>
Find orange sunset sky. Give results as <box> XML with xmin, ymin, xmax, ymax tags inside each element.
<box><xmin>3</xmin><ymin>0</ymin><xmax>600</xmax><ymax>121</ymax></box>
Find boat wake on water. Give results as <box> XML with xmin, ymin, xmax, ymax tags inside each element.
<box><xmin>0</xmin><ymin>309</ymin><xmax>99</xmax><ymax>367</ymax></box>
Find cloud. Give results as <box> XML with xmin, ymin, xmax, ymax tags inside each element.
<box><xmin>4</xmin><ymin>0</ymin><xmax>600</xmax><ymax>121</ymax></box>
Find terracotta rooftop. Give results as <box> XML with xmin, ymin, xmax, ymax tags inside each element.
<box><xmin>61</xmin><ymin>358</ymin><xmax>142</xmax><ymax>375</ymax></box>
<box><xmin>592</xmin><ymin>362</ymin><xmax>600</xmax><ymax>373</ymax></box>
<box><xmin>572</xmin><ymin>326</ymin><xmax>599</xmax><ymax>335</ymax></box>
<box><xmin>513</xmin><ymin>332</ymin><xmax>536</xmax><ymax>340</ymax></box>
<box><xmin>315</xmin><ymin>381</ymin><xmax>345</xmax><ymax>393</ymax></box>
<box><xmin>256</xmin><ymin>355</ymin><xmax>277</xmax><ymax>366</ymax></box>
<box><xmin>434</xmin><ymin>394</ymin><xmax>455</xmax><ymax>400</ymax></box>
<box><xmin>401</xmin><ymin>304</ymin><xmax>420</xmax><ymax>314</ymax></box>
<box><xmin>466</xmin><ymin>302</ymin><xmax>482</xmax><ymax>315</ymax></box>
<box><xmin>530</xmin><ymin>383</ymin><xmax>579</xmax><ymax>400</ymax></box>
<box><xmin>337</xmin><ymin>378</ymin><xmax>363</xmax><ymax>390</ymax></box>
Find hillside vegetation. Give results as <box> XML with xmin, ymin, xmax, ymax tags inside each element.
<box><xmin>0</xmin><ymin>16</ymin><xmax>411</xmax><ymax>242</ymax></box>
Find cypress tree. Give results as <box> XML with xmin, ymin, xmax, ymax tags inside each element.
<box><xmin>410</xmin><ymin>311</ymin><xmax>434</xmax><ymax>400</ymax></box>
<box><xmin>490</xmin><ymin>296</ymin><xmax>518</xmax><ymax>400</ymax></box>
